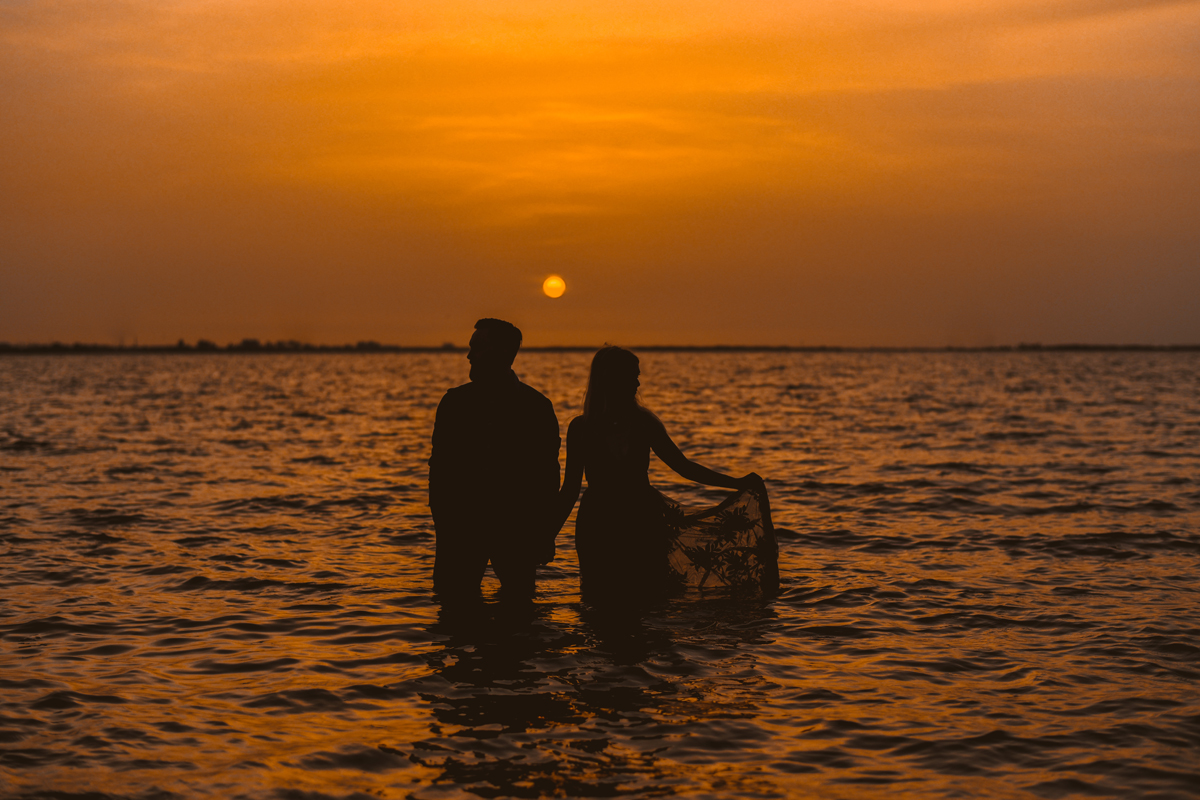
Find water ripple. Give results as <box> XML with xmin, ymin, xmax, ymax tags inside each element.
<box><xmin>1</xmin><ymin>352</ymin><xmax>1197</xmax><ymax>798</ymax></box>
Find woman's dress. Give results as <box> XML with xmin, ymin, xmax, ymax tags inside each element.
<box><xmin>574</xmin><ymin>418</ymin><xmax>779</xmax><ymax>600</ymax></box>
<box><xmin>661</xmin><ymin>485</ymin><xmax>779</xmax><ymax>596</ymax></box>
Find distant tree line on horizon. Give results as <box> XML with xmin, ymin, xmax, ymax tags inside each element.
<box><xmin>0</xmin><ymin>338</ymin><xmax>418</xmax><ymax>353</ymax></box>
<box><xmin>2</xmin><ymin>340</ymin><xmax>1198</xmax><ymax>354</ymax></box>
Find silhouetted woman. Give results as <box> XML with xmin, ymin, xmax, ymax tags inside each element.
<box><xmin>556</xmin><ymin>346</ymin><xmax>777</xmax><ymax>603</ymax></box>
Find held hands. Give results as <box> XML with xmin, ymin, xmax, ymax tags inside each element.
<box><xmin>536</xmin><ymin>531</ymin><xmax>557</xmax><ymax>566</ymax></box>
<box><xmin>536</xmin><ymin>506</ymin><xmax>570</xmax><ymax>565</ymax></box>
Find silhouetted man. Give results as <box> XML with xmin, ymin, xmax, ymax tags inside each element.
<box><xmin>429</xmin><ymin>319</ymin><xmax>560</xmax><ymax>600</ymax></box>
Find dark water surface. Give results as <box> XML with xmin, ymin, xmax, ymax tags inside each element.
<box><xmin>2</xmin><ymin>352</ymin><xmax>1198</xmax><ymax>799</ymax></box>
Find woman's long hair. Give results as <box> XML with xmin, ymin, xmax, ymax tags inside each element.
<box><xmin>582</xmin><ymin>346</ymin><xmax>642</xmax><ymax>423</ymax></box>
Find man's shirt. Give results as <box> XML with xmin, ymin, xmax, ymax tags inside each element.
<box><xmin>429</xmin><ymin>370</ymin><xmax>560</xmax><ymax>544</ymax></box>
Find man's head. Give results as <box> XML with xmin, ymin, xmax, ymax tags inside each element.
<box><xmin>468</xmin><ymin>318</ymin><xmax>522</xmax><ymax>381</ymax></box>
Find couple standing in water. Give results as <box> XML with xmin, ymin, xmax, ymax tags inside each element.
<box><xmin>429</xmin><ymin>318</ymin><xmax>777</xmax><ymax>604</ymax></box>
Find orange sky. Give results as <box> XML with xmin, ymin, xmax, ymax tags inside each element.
<box><xmin>2</xmin><ymin>0</ymin><xmax>1198</xmax><ymax>346</ymax></box>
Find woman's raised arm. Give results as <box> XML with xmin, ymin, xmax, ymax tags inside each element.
<box><xmin>643</xmin><ymin>410</ymin><xmax>759</xmax><ymax>491</ymax></box>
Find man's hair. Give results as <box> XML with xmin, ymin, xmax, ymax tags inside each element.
<box><xmin>474</xmin><ymin>318</ymin><xmax>523</xmax><ymax>363</ymax></box>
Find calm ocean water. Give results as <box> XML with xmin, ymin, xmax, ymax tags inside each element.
<box><xmin>1</xmin><ymin>351</ymin><xmax>1198</xmax><ymax>800</ymax></box>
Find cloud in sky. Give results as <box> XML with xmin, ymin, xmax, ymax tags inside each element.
<box><xmin>2</xmin><ymin>0</ymin><xmax>1198</xmax><ymax>345</ymax></box>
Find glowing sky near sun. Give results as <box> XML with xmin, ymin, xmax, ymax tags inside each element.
<box><xmin>2</xmin><ymin>0</ymin><xmax>1198</xmax><ymax>346</ymax></box>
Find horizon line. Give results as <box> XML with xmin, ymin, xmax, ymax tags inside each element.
<box><xmin>3</xmin><ymin>340</ymin><xmax>1200</xmax><ymax>355</ymax></box>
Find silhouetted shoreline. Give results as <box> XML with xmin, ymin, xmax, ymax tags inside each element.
<box><xmin>2</xmin><ymin>340</ymin><xmax>1198</xmax><ymax>355</ymax></box>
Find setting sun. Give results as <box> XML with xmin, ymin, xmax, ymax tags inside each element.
<box><xmin>542</xmin><ymin>275</ymin><xmax>567</xmax><ymax>299</ymax></box>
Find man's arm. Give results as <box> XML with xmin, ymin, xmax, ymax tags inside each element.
<box><xmin>428</xmin><ymin>391</ymin><xmax>457</xmax><ymax>525</ymax></box>
<box><xmin>541</xmin><ymin>398</ymin><xmax>561</xmax><ymax>497</ymax></box>
<box><xmin>530</xmin><ymin>395</ymin><xmax>562</xmax><ymax>564</ymax></box>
